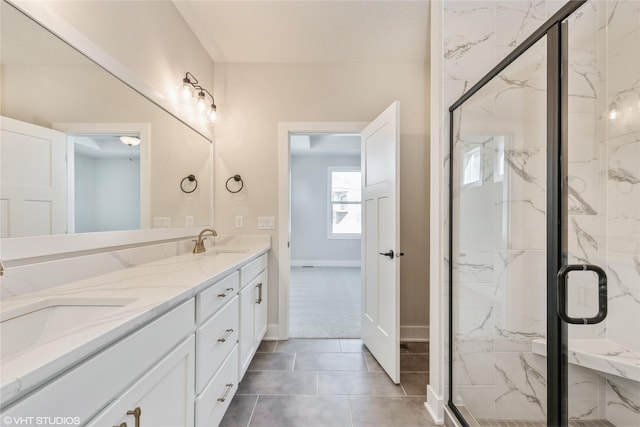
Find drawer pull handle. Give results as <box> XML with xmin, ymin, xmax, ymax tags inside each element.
<box><xmin>217</xmin><ymin>329</ymin><xmax>234</xmax><ymax>342</ymax></box>
<box><xmin>126</xmin><ymin>407</ymin><xmax>141</xmax><ymax>427</ymax></box>
<box><xmin>217</xmin><ymin>383</ymin><xmax>234</xmax><ymax>402</ymax></box>
<box><xmin>113</xmin><ymin>424</ymin><xmax>127</xmax><ymax>427</ymax></box>
<box><xmin>217</xmin><ymin>287</ymin><xmax>234</xmax><ymax>298</ymax></box>
<box><xmin>256</xmin><ymin>282</ymin><xmax>263</xmax><ymax>304</ymax></box>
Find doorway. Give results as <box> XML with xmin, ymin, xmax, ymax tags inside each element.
<box><xmin>289</xmin><ymin>133</ymin><xmax>362</xmax><ymax>338</ymax></box>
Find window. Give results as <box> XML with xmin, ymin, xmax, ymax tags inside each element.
<box><xmin>328</xmin><ymin>168</ymin><xmax>361</xmax><ymax>238</ymax></box>
<box><xmin>462</xmin><ymin>146</ymin><xmax>482</xmax><ymax>186</ymax></box>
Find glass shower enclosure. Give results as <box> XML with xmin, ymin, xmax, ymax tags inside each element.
<box><xmin>448</xmin><ymin>1</ymin><xmax>639</xmax><ymax>426</ymax></box>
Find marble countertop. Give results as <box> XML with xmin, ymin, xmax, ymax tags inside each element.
<box><xmin>0</xmin><ymin>235</ymin><xmax>270</xmax><ymax>405</ymax></box>
<box><xmin>532</xmin><ymin>338</ymin><xmax>640</xmax><ymax>382</ymax></box>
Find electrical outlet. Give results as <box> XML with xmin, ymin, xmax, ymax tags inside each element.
<box><xmin>235</xmin><ymin>215</ymin><xmax>244</xmax><ymax>228</ymax></box>
<box><xmin>258</xmin><ymin>216</ymin><xmax>275</xmax><ymax>229</ymax></box>
<box><xmin>153</xmin><ymin>217</ymin><xmax>172</xmax><ymax>228</ymax></box>
<box><xmin>185</xmin><ymin>216</ymin><xmax>194</xmax><ymax>227</ymax></box>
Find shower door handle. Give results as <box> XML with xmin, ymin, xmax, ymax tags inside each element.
<box><xmin>557</xmin><ymin>264</ymin><xmax>607</xmax><ymax>324</ymax></box>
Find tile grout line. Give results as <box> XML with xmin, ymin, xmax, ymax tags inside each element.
<box><xmin>245</xmin><ymin>395</ymin><xmax>260</xmax><ymax>427</ymax></box>
<box><xmin>347</xmin><ymin>394</ymin><xmax>355</xmax><ymax>427</ymax></box>
<box><xmin>316</xmin><ymin>371</ymin><xmax>319</xmax><ymax>395</ymax></box>
<box><xmin>291</xmin><ymin>351</ymin><xmax>297</xmax><ymax>371</ymax></box>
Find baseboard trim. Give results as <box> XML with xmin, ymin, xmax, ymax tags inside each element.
<box><xmin>400</xmin><ymin>325</ymin><xmax>429</xmax><ymax>342</ymax></box>
<box><xmin>290</xmin><ymin>260</ymin><xmax>360</xmax><ymax>268</ymax></box>
<box><xmin>264</xmin><ymin>324</ymin><xmax>280</xmax><ymax>341</ymax></box>
<box><xmin>426</xmin><ymin>385</ymin><xmax>444</xmax><ymax>425</ymax></box>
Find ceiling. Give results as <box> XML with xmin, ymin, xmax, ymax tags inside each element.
<box><xmin>74</xmin><ymin>135</ymin><xmax>141</xmax><ymax>159</ymax></box>
<box><xmin>174</xmin><ymin>1</ymin><xmax>430</xmax><ymax>64</ymax></box>
<box><xmin>290</xmin><ymin>134</ymin><xmax>361</xmax><ymax>157</ymax></box>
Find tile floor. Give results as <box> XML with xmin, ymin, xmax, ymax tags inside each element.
<box><xmin>289</xmin><ymin>267</ymin><xmax>361</xmax><ymax>338</ymax></box>
<box><xmin>220</xmin><ymin>339</ymin><xmax>436</xmax><ymax>427</ymax></box>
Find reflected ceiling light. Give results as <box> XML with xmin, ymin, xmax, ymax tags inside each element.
<box><xmin>608</xmin><ymin>102</ymin><xmax>620</xmax><ymax>123</ymax></box>
<box><xmin>179</xmin><ymin>72</ymin><xmax>218</xmax><ymax>124</ymax></box>
<box><xmin>120</xmin><ymin>136</ymin><xmax>141</xmax><ymax>146</ymax></box>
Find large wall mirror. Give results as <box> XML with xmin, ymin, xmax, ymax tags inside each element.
<box><xmin>0</xmin><ymin>0</ymin><xmax>213</xmax><ymax>238</ymax></box>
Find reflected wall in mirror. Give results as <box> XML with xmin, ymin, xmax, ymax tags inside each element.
<box><xmin>0</xmin><ymin>0</ymin><xmax>213</xmax><ymax>238</ymax></box>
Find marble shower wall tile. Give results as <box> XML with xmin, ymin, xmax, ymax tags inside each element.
<box><xmin>443</xmin><ymin>1</ymin><xmax>496</xmax><ymax>81</ymax></box>
<box><xmin>495</xmin><ymin>1</ymin><xmax>547</xmax><ymax>49</ymax></box>
<box><xmin>494</xmin><ymin>352</ymin><xmax>547</xmax><ymax>420</ymax></box>
<box><xmin>604</xmin><ymin>374</ymin><xmax>640</xmax><ymax>426</ymax></box>
<box><xmin>605</xmin><ymin>253</ymin><xmax>640</xmax><ymax>352</ymax></box>
<box><xmin>494</xmin><ymin>250</ymin><xmax>546</xmax><ymax>352</ymax></box>
<box><xmin>567</xmin><ymin>364</ymin><xmax>601</xmax><ymax>420</ymax></box>
<box><xmin>456</xmin><ymin>385</ymin><xmax>496</xmax><ymax>420</ymax></box>
<box><xmin>452</xmin><ymin>337</ymin><xmax>495</xmax><ymax>386</ymax></box>
<box><xmin>606</xmin><ymin>134</ymin><xmax>640</xmax><ymax>255</ymax></box>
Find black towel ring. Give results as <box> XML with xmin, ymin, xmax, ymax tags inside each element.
<box><xmin>180</xmin><ymin>174</ymin><xmax>198</xmax><ymax>193</ymax></box>
<box><xmin>225</xmin><ymin>175</ymin><xmax>244</xmax><ymax>193</ymax></box>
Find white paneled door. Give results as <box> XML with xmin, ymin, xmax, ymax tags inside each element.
<box><xmin>360</xmin><ymin>101</ymin><xmax>401</xmax><ymax>384</ymax></box>
<box><xmin>1</xmin><ymin>116</ymin><xmax>67</xmax><ymax>237</ymax></box>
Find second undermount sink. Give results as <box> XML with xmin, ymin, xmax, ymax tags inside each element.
<box><xmin>0</xmin><ymin>297</ymin><xmax>136</xmax><ymax>361</ymax></box>
<box><xmin>209</xmin><ymin>247</ymin><xmax>249</xmax><ymax>254</ymax></box>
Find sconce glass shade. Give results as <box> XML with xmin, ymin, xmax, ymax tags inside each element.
<box><xmin>196</xmin><ymin>91</ymin><xmax>208</xmax><ymax>111</ymax></box>
<box><xmin>180</xmin><ymin>78</ymin><xmax>195</xmax><ymax>102</ymax></box>
<box><xmin>120</xmin><ymin>136</ymin><xmax>141</xmax><ymax>146</ymax></box>
<box><xmin>208</xmin><ymin>105</ymin><xmax>218</xmax><ymax>123</ymax></box>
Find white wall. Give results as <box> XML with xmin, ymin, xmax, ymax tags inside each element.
<box><xmin>214</xmin><ymin>61</ymin><xmax>430</xmax><ymax>334</ymax></box>
<box><xmin>291</xmin><ymin>154</ymin><xmax>360</xmax><ymax>266</ymax></box>
<box><xmin>13</xmin><ymin>0</ymin><xmax>215</xmax><ymax>138</ymax></box>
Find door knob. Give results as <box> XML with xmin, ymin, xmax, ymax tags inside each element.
<box><xmin>379</xmin><ymin>250</ymin><xmax>394</xmax><ymax>259</ymax></box>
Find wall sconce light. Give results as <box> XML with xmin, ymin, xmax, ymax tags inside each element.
<box><xmin>180</xmin><ymin>72</ymin><xmax>217</xmax><ymax>124</ymax></box>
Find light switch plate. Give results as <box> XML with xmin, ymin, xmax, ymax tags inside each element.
<box><xmin>185</xmin><ymin>216</ymin><xmax>194</xmax><ymax>227</ymax></box>
<box><xmin>235</xmin><ymin>215</ymin><xmax>244</xmax><ymax>228</ymax></box>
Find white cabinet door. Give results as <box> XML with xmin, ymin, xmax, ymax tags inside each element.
<box><xmin>254</xmin><ymin>270</ymin><xmax>268</xmax><ymax>344</ymax></box>
<box><xmin>86</xmin><ymin>336</ymin><xmax>195</xmax><ymax>427</ymax></box>
<box><xmin>239</xmin><ymin>282</ymin><xmax>256</xmax><ymax>379</ymax></box>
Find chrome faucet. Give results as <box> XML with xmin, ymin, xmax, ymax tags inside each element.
<box><xmin>193</xmin><ymin>227</ymin><xmax>218</xmax><ymax>253</ymax></box>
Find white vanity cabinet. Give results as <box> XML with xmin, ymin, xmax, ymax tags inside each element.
<box><xmin>2</xmin><ymin>299</ymin><xmax>195</xmax><ymax>424</ymax></box>
<box><xmin>1</xmin><ymin>250</ymin><xmax>269</xmax><ymax>427</ymax></box>
<box><xmin>86</xmin><ymin>336</ymin><xmax>195</xmax><ymax>427</ymax></box>
<box><xmin>239</xmin><ymin>254</ymin><xmax>268</xmax><ymax>379</ymax></box>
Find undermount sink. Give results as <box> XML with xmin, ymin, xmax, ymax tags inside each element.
<box><xmin>0</xmin><ymin>297</ymin><xmax>136</xmax><ymax>361</ymax></box>
<box><xmin>210</xmin><ymin>247</ymin><xmax>249</xmax><ymax>254</ymax></box>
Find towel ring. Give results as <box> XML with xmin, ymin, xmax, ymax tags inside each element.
<box><xmin>180</xmin><ymin>174</ymin><xmax>198</xmax><ymax>193</ymax></box>
<box><xmin>225</xmin><ymin>175</ymin><xmax>244</xmax><ymax>193</ymax></box>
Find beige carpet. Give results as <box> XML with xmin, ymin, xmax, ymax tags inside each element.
<box><xmin>289</xmin><ymin>266</ymin><xmax>361</xmax><ymax>338</ymax></box>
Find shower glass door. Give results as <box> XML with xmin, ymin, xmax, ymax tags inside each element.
<box><xmin>563</xmin><ymin>2</ymin><xmax>640</xmax><ymax>426</ymax></box>
<box><xmin>450</xmin><ymin>35</ymin><xmax>549</xmax><ymax>425</ymax></box>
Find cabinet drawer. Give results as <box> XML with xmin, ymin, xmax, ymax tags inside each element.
<box><xmin>195</xmin><ymin>345</ymin><xmax>239</xmax><ymax>427</ymax></box>
<box><xmin>195</xmin><ymin>296</ymin><xmax>239</xmax><ymax>393</ymax></box>
<box><xmin>240</xmin><ymin>253</ymin><xmax>267</xmax><ymax>288</ymax></box>
<box><xmin>196</xmin><ymin>271</ymin><xmax>239</xmax><ymax>323</ymax></box>
<box><xmin>85</xmin><ymin>335</ymin><xmax>195</xmax><ymax>427</ymax></box>
<box><xmin>2</xmin><ymin>299</ymin><xmax>195</xmax><ymax>423</ymax></box>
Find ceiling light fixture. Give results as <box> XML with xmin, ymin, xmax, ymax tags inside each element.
<box><xmin>180</xmin><ymin>72</ymin><xmax>218</xmax><ymax>124</ymax></box>
<box><xmin>120</xmin><ymin>136</ymin><xmax>141</xmax><ymax>146</ymax></box>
